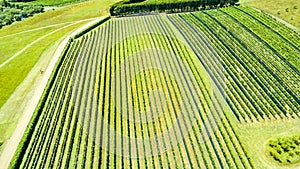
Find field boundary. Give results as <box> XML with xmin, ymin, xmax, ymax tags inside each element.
<box><xmin>73</xmin><ymin>16</ymin><xmax>110</xmax><ymax>39</ymax></box>
<box><xmin>0</xmin><ymin>16</ymin><xmax>109</xmax><ymax>169</ymax></box>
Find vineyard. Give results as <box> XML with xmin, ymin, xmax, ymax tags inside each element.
<box><xmin>10</xmin><ymin>6</ymin><xmax>300</xmax><ymax>168</ymax></box>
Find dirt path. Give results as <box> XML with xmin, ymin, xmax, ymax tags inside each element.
<box><xmin>0</xmin><ymin>16</ymin><xmax>106</xmax><ymax>169</ymax></box>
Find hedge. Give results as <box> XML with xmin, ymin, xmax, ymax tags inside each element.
<box><xmin>110</xmin><ymin>0</ymin><xmax>238</xmax><ymax>16</ymax></box>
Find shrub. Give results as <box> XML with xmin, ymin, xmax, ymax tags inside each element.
<box><xmin>267</xmin><ymin>134</ymin><xmax>300</xmax><ymax>165</ymax></box>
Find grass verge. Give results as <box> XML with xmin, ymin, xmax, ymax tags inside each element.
<box><xmin>240</xmin><ymin>0</ymin><xmax>299</xmax><ymax>27</ymax></box>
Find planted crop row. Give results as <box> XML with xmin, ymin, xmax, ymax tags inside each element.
<box><xmin>171</xmin><ymin>10</ymin><xmax>300</xmax><ymax>122</ymax></box>
<box><xmin>204</xmin><ymin>9</ymin><xmax>299</xmax><ymax>112</ymax></box>
<box><xmin>150</xmin><ymin>15</ymin><xmax>253</xmax><ymax>168</ymax></box>
<box><xmin>219</xmin><ymin>7</ymin><xmax>300</xmax><ymax>96</ymax></box>
<box><xmin>168</xmin><ymin>13</ymin><xmax>268</xmax><ymax>122</ymax></box>
<box><xmin>233</xmin><ymin>7</ymin><xmax>300</xmax><ymax>51</ymax></box>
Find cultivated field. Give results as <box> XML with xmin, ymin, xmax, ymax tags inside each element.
<box><xmin>0</xmin><ymin>0</ymin><xmax>118</xmax><ymax>153</ymax></box>
<box><xmin>9</xmin><ymin>6</ymin><xmax>300</xmax><ymax>169</ymax></box>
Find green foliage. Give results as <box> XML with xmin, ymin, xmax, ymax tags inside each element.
<box><xmin>110</xmin><ymin>0</ymin><xmax>239</xmax><ymax>16</ymax></box>
<box><xmin>267</xmin><ymin>134</ymin><xmax>300</xmax><ymax>165</ymax></box>
<box><xmin>0</xmin><ymin>1</ymin><xmax>44</xmax><ymax>28</ymax></box>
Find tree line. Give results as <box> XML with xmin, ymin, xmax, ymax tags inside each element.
<box><xmin>0</xmin><ymin>0</ymin><xmax>43</xmax><ymax>29</ymax></box>
<box><xmin>110</xmin><ymin>0</ymin><xmax>239</xmax><ymax>16</ymax></box>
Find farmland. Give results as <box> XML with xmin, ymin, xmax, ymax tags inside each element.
<box><xmin>11</xmin><ymin>13</ymin><xmax>253</xmax><ymax>169</ymax></box>
<box><xmin>8</xmin><ymin>5</ymin><xmax>300</xmax><ymax>169</ymax></box>
<box><xmin>0</xmin><ymin>0</ymin><xmax>118</xmax><ymax>155</ymax></box>
<box><xmin>174</xmin><ymin>7</ymin><xmax>300</xmax><ymax>122</ymax></box>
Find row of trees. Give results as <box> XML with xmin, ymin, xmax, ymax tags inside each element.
<box><xmin>110</xmin><ymin>0</ymin><xmax>239</xmax><ymax>16</ymax></box>
<box><xmin>0</xmin><ymin>0</ymin><xmax>43</xmax><ymax>29</ymax></box>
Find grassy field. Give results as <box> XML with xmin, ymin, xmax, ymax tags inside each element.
<box><xmin>240</xmin><ymin>0</ymin><xmax>300</xmax><ymax>28</ymax></box>
<box><xmin>0</xmin><ymin>0</ymin><xmax>119</xmax><ymax>151</ymax></box>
